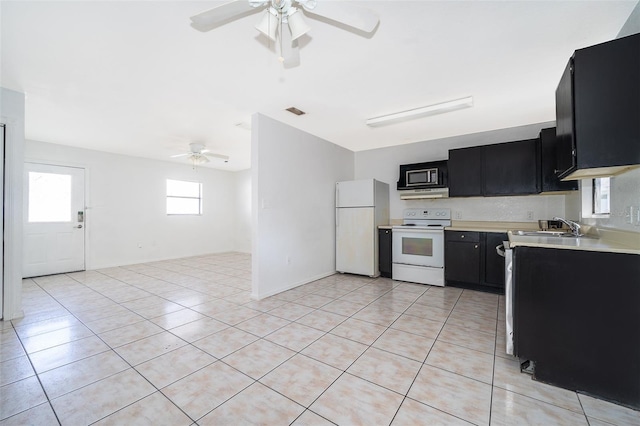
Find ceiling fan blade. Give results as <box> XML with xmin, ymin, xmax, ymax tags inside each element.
<box><xmin>203</xmin><ymin>152</ymin><xmax>230</xmax><ymax>162</ymax></box>
<box><xmin>304</xmin><ymin>3</ymin><xmax>379</xmax><ymax>34</ymax></box>
<box><xmin>190</xmin><ymin>0</ymin><xmax>264</xmax><ymax>32</ymax></box>
<box><xmin>170</xmin><ymin>153</ymin><xmax>190</xmax><ymax>158</ymax></box>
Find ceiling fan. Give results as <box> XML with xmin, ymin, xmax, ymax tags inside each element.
<box><xmin>190</xmin><ymin>0</ymin><xmax>379</xmax><ymax>64</ymax></box>
<box><xmin>171</xmin><ymin>143</ymin><xmax>229</xmax><ymax>167</ymax></box>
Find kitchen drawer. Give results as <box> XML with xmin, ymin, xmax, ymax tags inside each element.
<box><xmin>445</xmin><ymin>231</ymin><xmax>480</xmax><ymax>243</ymax></box>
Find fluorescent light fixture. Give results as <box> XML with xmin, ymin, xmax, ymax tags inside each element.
<box><xmin>366</xmin><ymin>96</ymin><xmax>474</xmax><ymax>127</ymax></box>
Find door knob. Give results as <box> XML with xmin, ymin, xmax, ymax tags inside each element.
<box><xmin>74</xmin><ymin>225</ymin><xmax>83</xmax><ymax>229</ymax></box>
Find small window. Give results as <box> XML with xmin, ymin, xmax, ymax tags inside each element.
<box><xmin>166</xmin><ymin>179</ymin><xmax>202</xmax><ymax>215</ymax></box>
<box><xmin>592</xmin><ymin>177</ymin><xmax>610</xmax><ymax>215</ymax></box>
<box><xmin>28</xmin><ymin>172</ymin><xmax>72</xmax><ymax>222</ymax></box>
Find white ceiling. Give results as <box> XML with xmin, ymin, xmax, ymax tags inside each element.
<box><xmin>1</xmin><ymin>1</ymin><xmax>636</xmax><ymax>171</ymax></box>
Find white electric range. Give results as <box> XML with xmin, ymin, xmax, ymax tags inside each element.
<box><xmin>392</xmin><ymin>208</ymin><xmax>451</xmax><ymax>286</ymax></box>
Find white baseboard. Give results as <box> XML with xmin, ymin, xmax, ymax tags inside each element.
<box><xmin>251</xmin><ymin>270</ymin><xmax>336</xmax><ymax>300</ymax></box>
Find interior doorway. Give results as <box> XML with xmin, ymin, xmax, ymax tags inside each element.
<box><xmin>23</xmin><ymin>162</ymin><xmax>85</xmax><ymax>278</ymax></box>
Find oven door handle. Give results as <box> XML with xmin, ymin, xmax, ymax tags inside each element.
<box><xmin>392</xmin><ymin>228</ymin><xmax>443</xmax><ymax>234</ymax></box>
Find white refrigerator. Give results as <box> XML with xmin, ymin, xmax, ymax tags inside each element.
<box><xmin>336</xmin><ymin>179</ymin><xmax>389</xmax><ymax>277</ymax></box>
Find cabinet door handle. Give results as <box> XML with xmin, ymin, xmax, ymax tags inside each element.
<box><xmin>461</xmin><ymin>235</ymin><xmax>465</xmax><ymax>239</ymax></box>
<box><xmin>474</xmin><ymin>244</ymin><xmax>478</xmax><ymax>249</ymax></box>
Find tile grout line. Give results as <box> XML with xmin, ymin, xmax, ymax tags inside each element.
<box><xmin>19</xmin><ymin>266</ymin><xmax>228</xmax><ymax>424</ymax></box>
<box><xmin>7</xmin><ymin>254</ymin><xmax>250</xmax><ymax>423</ymax></box>
<box><xmin>386</xmin><ymin>286</ymin><xmax>466</xmax><ymax>425</ymax></box>
<box><xmin>487</xmin><ymin>293</ymin><xmax>501</xmax><ymax>426</ymax></box>
<box><xmin>9</xmin><ymin>309</ymin><xmax>63</xmax><ymax>426</ymax></box>
<box><xmin>11</xmin><ymin>256</ymin><xmax>624</xmax><ymax>425</ymax></box>
<box><xmin>24</xmin><ymin>275</ymin><xmax>178</xmax><ymax>424</ymax></box>
<box><xmin>77</xmin><ymin>257</ymin><xmax>250</xmax><ymax>424</ymax></box>
<box><xmin>277</xmin><ymin>279</ymin><xmax>436</xmax><ymax>425</ymax></box>
<box><xmin>207</xmin><ymin>276</ymin><xmax>403</xmax><ymax>423</ymax></box>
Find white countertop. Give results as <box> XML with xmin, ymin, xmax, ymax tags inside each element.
<box><xmin>379</xmin><ymin>220</ymin><xmax>640</xmax><ymax>254</ymax></box>
<box><xmin>507</xmin><ymin>230</ymin><xmax>640</xmax><ymax>255</ymax></box>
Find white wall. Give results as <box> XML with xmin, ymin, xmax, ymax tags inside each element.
<box><xmin>355</xmin><ymin>121</ymin><xmax>567</xmax><ymax>222</ymax></box>
<box><xmin>25</xmin><ymin>140</ymin><xmax>245</xmax><ymax>269</ymax></box>
<box><xmin>579</xmin><ymin>167</ymin><xmax>640</xmax><ymax>232</ymax></box>
<box><xmin>1</xmin><ymin>88</ymin><xmax>25</xmax><ymax>320</ymax></box>
<box><xmin>252</xmin><ymin>114</ymin><xmax>354</xmax><ymax>299</ymax></box>
<box><xmin>234</xmin><ymin>169</ymin><xmax>252</xmax><ymax>253</ymax></box>
<box><xmin>618</xmin><ymin>0</ymin><xmax>640</xmax><ymax>38</ymax></box>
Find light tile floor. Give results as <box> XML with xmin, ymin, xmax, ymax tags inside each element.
<box><xmin>1</xmin><ymin>252</ymin><xmax>639</xmax><ymax>425</ymax></box>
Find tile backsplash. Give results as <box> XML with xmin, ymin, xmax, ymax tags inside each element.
<box><xmin>581</xmin><ymin>167</ymin><xmax>640</xmax><ymax>233</ymax></box>
<box><xmin>395</xmin><ymin>194</ymin><xmax>567</xmax><ymax>223</ymax></box>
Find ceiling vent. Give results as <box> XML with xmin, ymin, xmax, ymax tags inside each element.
<box><xmin>286</xmin><ymin>107</ymin><xmax>306</xmax><ymax>116</ymax></box>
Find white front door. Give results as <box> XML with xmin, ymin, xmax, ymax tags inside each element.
<box><xmin>23</xmin><ymin>163</ymin><xmax>85</xmax><ymax>278</ymax></box>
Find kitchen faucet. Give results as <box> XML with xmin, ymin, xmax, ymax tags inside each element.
<box><xmin>553</xmin><ymin>217</ymin><xmax>583</xmax><ymax>237</ymax></box>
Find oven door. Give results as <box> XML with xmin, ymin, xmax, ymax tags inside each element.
<box><xmin>392</xmin><ymin>228</ymin><xmax>444</xmax><ymax>268</ymax></box>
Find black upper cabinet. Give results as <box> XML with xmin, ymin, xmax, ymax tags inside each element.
<box><xmin>448</xmin><ymin>146</ymin><xmax>483</xmax><ymax>197</ymax></box>
<box><xmin>449</xmin><ymin>139</ymin><xmax>539</xmax><ymax>197</ymax></box>
<box><xmin>539</xmin><ymin>128</ymin><xmax>578</xmax><ymax>192</ymax></box>
<box><xmin>556</xmin><ymin>33</ymin><xmax>640</xmax><ymax>180</ymax></box>
<box><xmin>484</xmin><ymin>139</ymin><xmax>540</xmax><ymax>196</ymax></box>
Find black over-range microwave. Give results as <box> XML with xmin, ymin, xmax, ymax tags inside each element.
<box><xmin>397</xmin><ymin>160</ymin><xmax>448</xmax><ymax>190</ymax></box>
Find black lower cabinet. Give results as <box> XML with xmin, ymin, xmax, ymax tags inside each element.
<box><xmin>445</xmin><ymin>231</ymin><xmax>507</xmax><ymax>293</ymax></box>
<box><xmin>445</xmin><ymin>231</ymin><xmax>481</xmax><ymax>283</ymax></box>
<box><xmin>514</xmin><ymin>246</ymin><xmax>640</xmax><ymax>409</ymax></box>
<box><xmin>378</xmin><ymin>228</ymin><xmax>392</xmax><ymax>278</ymax></box>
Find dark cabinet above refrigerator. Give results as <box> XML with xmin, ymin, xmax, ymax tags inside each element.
<box><xmin>555</xmin><ymin>33</ymin><xmax>640</xmax><ymax>180</ymax></box>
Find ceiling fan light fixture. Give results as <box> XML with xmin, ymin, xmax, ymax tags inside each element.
<box><xmin>366</xmin><ymin>96</ymin><xmax>474</xmax><ymax>127</ymax></box>
<box><xmin>190</xmin><ymin>154</ymin><xmax>210</xmax><ymax>165</ymax></box>
<box><xmin>255</xmin><ymin>7</ymin><xmax>279</xmax><ymax>41</ymax></box>
<box><xmin>287</xmin><ymin>8</ymin><xmax>310</xmax><ymax>41</ymax></box>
